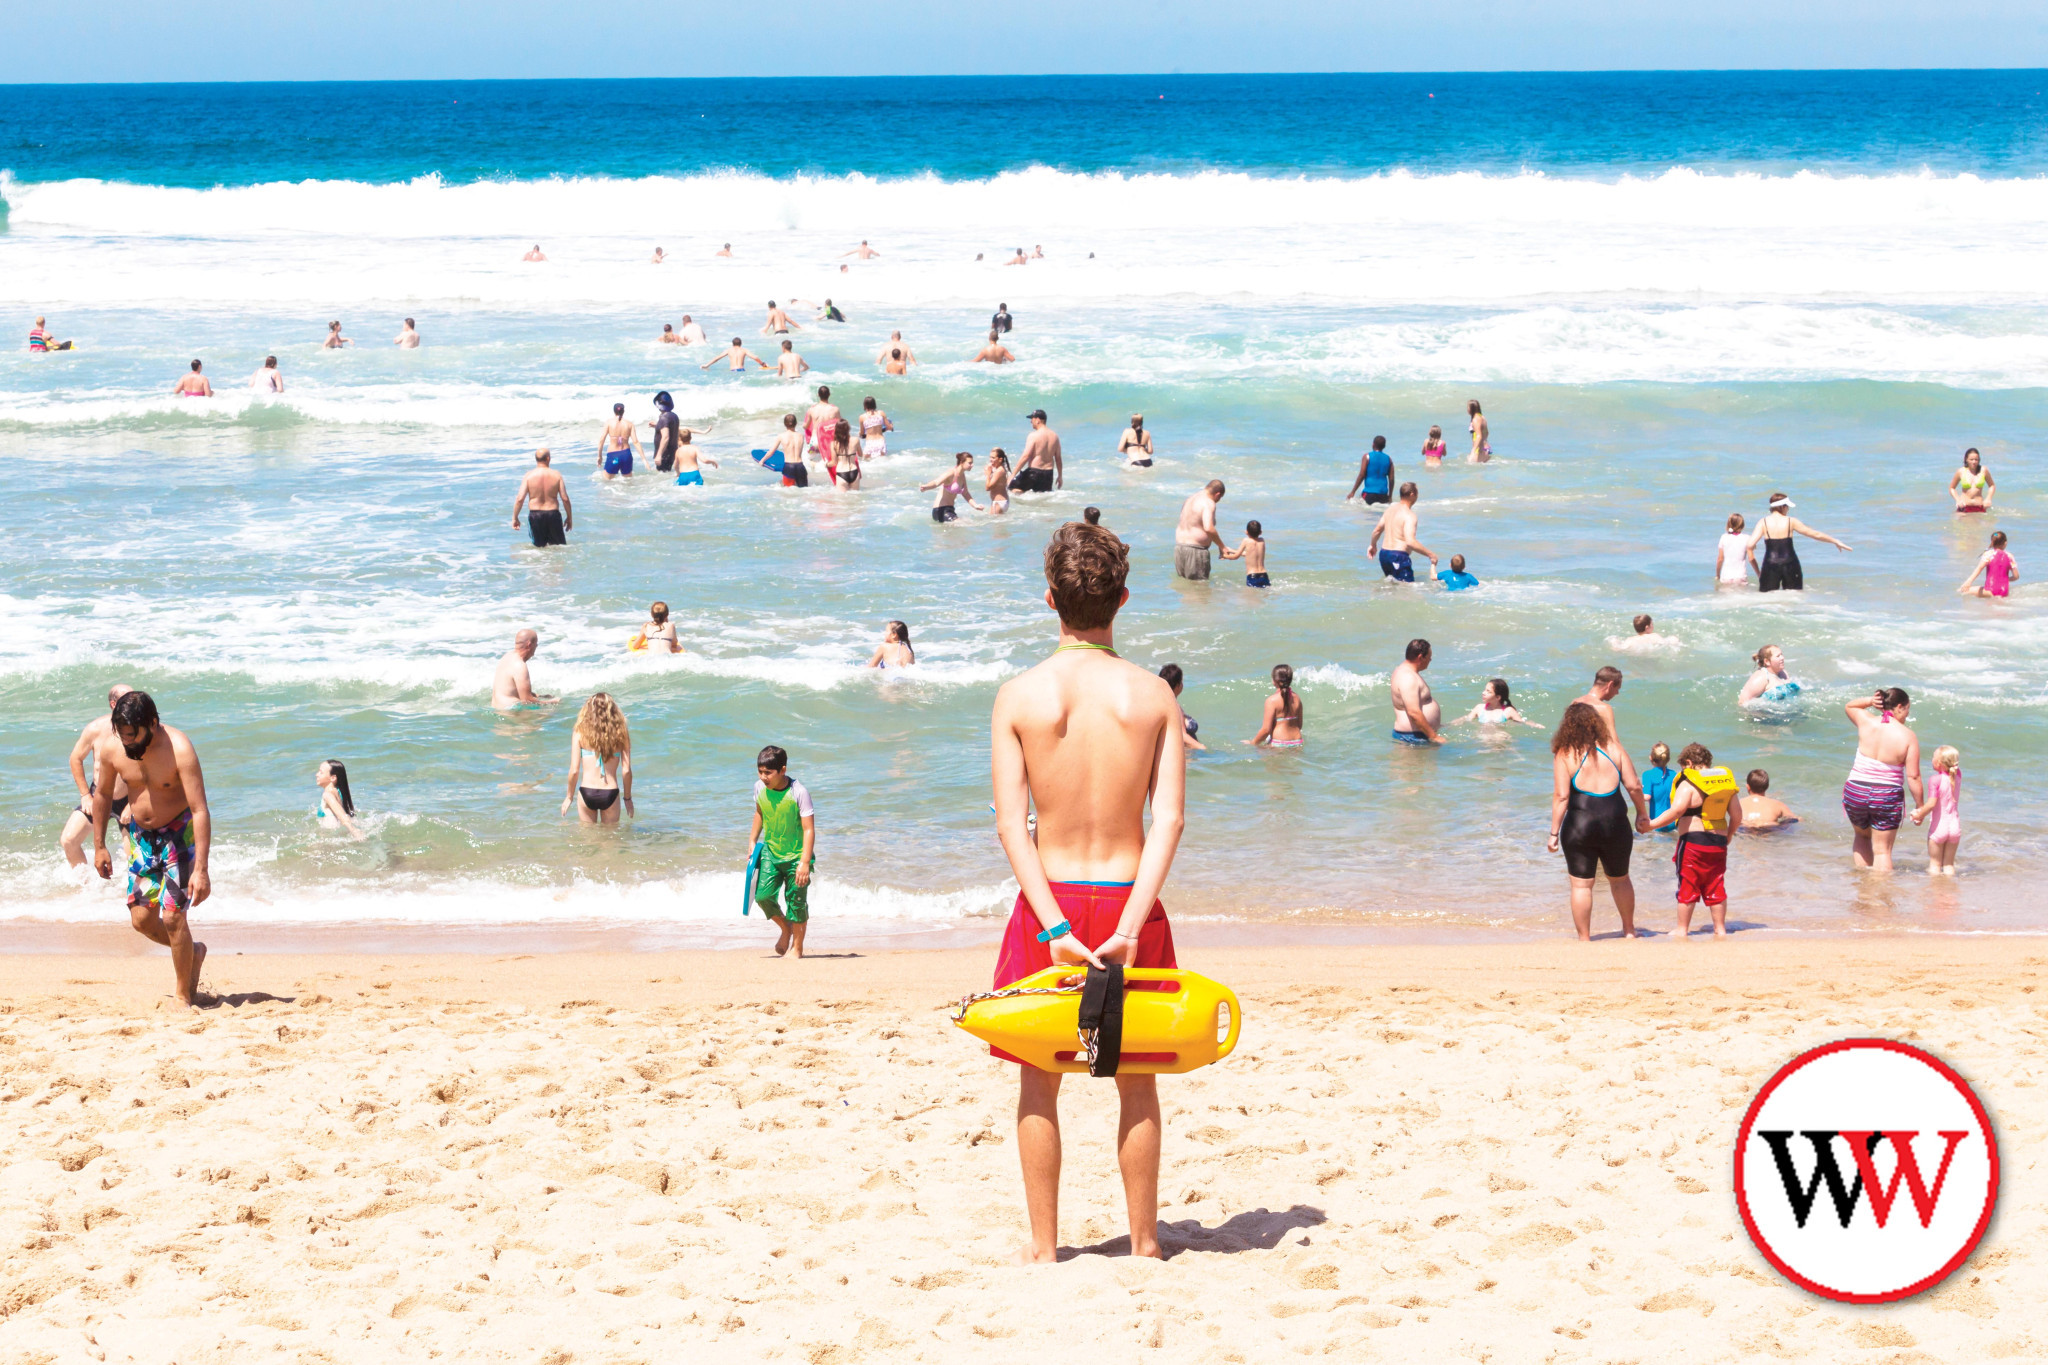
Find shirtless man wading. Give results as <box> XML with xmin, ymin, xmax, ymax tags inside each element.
<box><xmin>990</xmin><ymin>522</ymin><xmax>1188</xmax><ymax>1263</ymax></box>
<box><xmin>1174</xmin><ymin>480</ymin><xmax>1227</xmax><ymax>581</ymax></box>
<box><xmin>1010</xmin><ymin>409</ymin><xmax>1062</xmax><ymax>493</ymax></box>
<box><xmin>1572</xmin><ymin>666</ymin><xmax>1644</xmax><ymax>803</ymax></box>
<box><xmin>761</xmin><ymin>301</ymin><xmax>801</xmax><ymax>335</ymax></box>
<box><xmin>60</xmin><ymin>684</ymin><xmax>133</xmax><ymax>866</ymax></box>
<box><xmin>875</xmin><ymin>331</ymin><xmax>918</xmax><ymax>368</ymax></box>
<box><xmin>90</xmin><ymin>691</ymin><xmax>212</xmax><ymax>1005</ymax></box>
<box><xmin>513</xmin><ymin>449</ymin><xmax>571</xmax><ymax>547</ymax></box>
<box><xmin>1367</xmin><ymin>481</ymin><xmax>1437</xmax><ymax>582</ymax></box>
<box><xmin>1390</xmin><ymin>638</ymin><xmax>1446</xmax><ymax>746</ymax></box>
<box><xmin>703</xmin><ymin>337</ymin><xmax>768</xmax><ymax>372</ymax></box>
<box><xmin>492</xmin><ymin>630</ymin><xmax>558</xmax><ymax>711</ymax></box>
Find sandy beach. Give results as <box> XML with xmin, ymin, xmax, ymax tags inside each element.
<box><xmin>0</xmin><ymin>938</ymin><xmax>2038</xmax><ymax>1363</ymax></box>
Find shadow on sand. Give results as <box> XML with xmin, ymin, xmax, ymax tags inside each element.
<box><xmin>1062</xmin><ymin>1204</ymin><xmax>1327</xmax><ymax>1260</ymax></box>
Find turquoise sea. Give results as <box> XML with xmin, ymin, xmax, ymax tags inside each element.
<box><xmin>2</xmin><ymin>74</ymin><xmax>2043</xmax><ymax>943</ymax></box>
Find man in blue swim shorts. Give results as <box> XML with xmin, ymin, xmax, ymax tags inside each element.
<box><xmin>1367</xmin><ymin>481</ymin><xmax>1437</xmax><ymax>584</ymax></box>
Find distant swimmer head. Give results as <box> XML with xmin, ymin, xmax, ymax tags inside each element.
<box><xmin>514</xmin><ymin>628</ymin><xmax>539</xmax><ymax>656</ymax></box>
<box><xmin>1398</xmin><ymin>481</ymin><xmax>1418</xmax><ymax>502</ymax></box>
<box><xmin>756</xmin><ymin>744</ymin><xmax>788</xmax><ymax>774</ymax></box>
<box><xmin>1964</xmin><ymin>447</ymin><xmax>1983</xmax><ymax>470</ymax></box>
<box><xmin>650</xmin><ymin>601</ymin><xmax>669</xmax><ymax>625</ymax></box>
<box><xmin>990</xmin><ymin>447</ymin><xmax>1008</xmax><ymax>468</ymax></box>
<box><xmin>1450</xmin><ymin>553</ymin><xmax>1466</xmax><ymax>572</ymax></box>
<box><xmin>891</xmin><ymin>348</ymin><xmax>902</xmax><ymax>360</ymax></box>
<box><xmin>783</xmin><ymin>414</ymin><xmax>798</xmax><ymax>430</ymax></box>
<box><xmin>1082</xmin><ymin>505</ymin><xmax>1100</xmax><ymax>525</ymax></box>
<box><xmin>731</xmin><ymin>337</ymin><xmax>743</xmax><ymax>346</ymax></box>
<box><xmin>1428</xmin><ymin>424</ymin><xmax>1442</xmax><ymax>439</ymax></box>
<box><xmin>1754</xmin><ymin>644</ymin><xmax>1782</xmax><ymax>669</ymax></box>
<box><xmin>404</xmin><ymin>317</ymin><xmax>415</xmax><ymax>329</ymax></box>
<box><xmin>681</xmin><ymin>315</ymin><xmax>692</xmax><ymax>323</ymax></box>
<box><xmin>1158</xmin><ymin>663</ymin><xmax>1184</xmax><ymax>693</ymax></box>
<box><xmin>954</xmin><ymin>450</ymin><xmax>974</xmax><ymax>468</ymax></box>
<box><xmin>1747</xmin><ymin>768</ymin><xmax>1772</xmax><ymax>793</ymax></box>
<box><xmin>328</xmin><ymin>320</ymin><xmax>341</xmax><ymax>331</ymax></box>
<box><xmin>1649</xmin><ymin>741</ymin><xmax>1670</xmax><ymax>764</ymax></box>
<box><xmin>654</xmin><ymin>391</ymin><xmax>673</xmax><ymax>410</ymax></box>
<box><xmin>1875</xmin><ymin>686</ymin><xmax>1910</xmax><ymax>719</ymax></box>
<box><xmin>1027</xmin><ymin>408</ymin><xmax>1048</xmax><ymax>424</ymax></box>
<box><xmin>1593</xmin><ymin>664</ymin><xmax>1624</xmax><ymax>696</ymax></box>
<box><xmin>1467</xmin><ymin>399</ymin><xmax>1483</xmax><ymax>415</ymax></box>
<box><xmin>1487</xmin><ymin>677</ymin><xmax>1513</xmax><ymax>708</ymax></box>
<box><xmin>106</xmin><ymin>683</ymin><xmax>132</xmax><ymax>708</ymax></box>
<box><xmin>663</xmin><ymin>324</ymin><xmax>674</xmax><ymax>334</ymax></box>
<box><xmin>781</xmin><ymin>340</ymin><xmax>793</xmax><ymax>351</ymax></box>
<box><xmin>1371</xmin><ymin>434</ymin><xmax>1386</xmax><ymax>450</ymax></box>
<box><xmin>1726</xmin><ymin>511</ymin><xmax>1746</xmax><ymax>533</ymax></box>
<box><xmin>1768</xmin><ymin>492</ymin><xmax>1794</xmax><ymax>511</ymax></box>
<box><xmin>1247</xmin><ymin>519</ymin><xmax>1262</xmax><ymax>538</ymax></box>
<box><xmin>190</xmin><ymin>359</ymin><xmax>203</xmax><ymax>372</ymax></box>
<box><xmin>1043</xmin><ymin>523</ymin><xmax>1131</xmax><ymax>631</ymax></box>
<box><xmin>1405</xmin><ymin>638</ymin><xmax>1432</xmax><ymax>665</ymax></box>
<box><xmin>1131</xmin><ymin>414</ymin><xmax>1144</xmax><ymax>429</ymax></box>
<box><xmin>613</xmin><ymin>403</ymin><xmax>625</xmax><ymax>416</ymax></box>
<box><xmin>885</xmin><ymin>620</ymin><xmax>910</xmax><ymax>645</ymax></box>
<box><xmin>990</xmin><ymin>330</ymin><xmax>1001</xmax><ymax>342</ymax></box>
<box><xmin>263</xmin><ymin>356</ymin><xmax>277</xmax><ymax>369</ymax></box>
<box><xmin>534</xmin><ymin>448</ymin><xmax>552</xmax><ymax>464</ymax></box>
<box><xmin>317</xmin><ymin>760</ymin><xmax>356</xmax><ymax>816</ymax></box>
<box><xmin>1992</xmin><ymin>530</ymin><xmax>2008</xmax><ymax>548</ymax></box>
<box><xmin>1680</xmin><ymin>742</ymin><xmax>1713</xmax><ymax>769</ymax></box>
<box><xmin>835</xmin><ymin>419</ymin><xmax>851</xmax><ymax>440</ymax></box>
<box><xmin>678</xmin><ymin>428</ymin><xmax>692</xmax><ymax>442</ymax></box>
<box><xmin>1272</xmin><ymin>664</ymin><xmax>1294</xmax><ymax>702</ymax></box>
<box><xmin>863</xmin><ymin>396</ymin><xmax>877</xmax><ymax>411</ymax></box>
<box><xmin>1206</xmin><ymin>479</ymin><xmax>1226</xmax><ymax>500</ymax></box>
<box><xmin>817</xmin><ymin>385</ymin><xmax>830</xmax><ymax>400</ymax></box>
<box><xmin>1634</xmin><ymin>614</ymin><xmax>1654</xmax><ymax>635</ymax></box>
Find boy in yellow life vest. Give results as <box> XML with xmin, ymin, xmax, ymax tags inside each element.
<box><xmin>1646</xmin><ymin>741</ymin><xmax>1743</xmax><ymax>938</ymax></box>
<box><xmin>747</xmin><ymin>745</ymin><xmax>815</xmax><ymax>958</ymax></box>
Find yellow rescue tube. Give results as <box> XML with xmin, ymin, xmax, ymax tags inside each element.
<box><xmin>952</xmin><ymin>966</ymin><xmax>1242</xmax><ymax>1074</ymax></box>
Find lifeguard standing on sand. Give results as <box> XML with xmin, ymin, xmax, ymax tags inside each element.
<box><xmin>989</xmin><ymin>522</ymin><xmax>1188</xmax><ymax>1262</ymax></box>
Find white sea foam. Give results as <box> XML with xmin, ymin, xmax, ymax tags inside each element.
<box><xmin>8</xmin><ymin>166</ymin><xmax>2048</xmax><ymax>318</ymax></box>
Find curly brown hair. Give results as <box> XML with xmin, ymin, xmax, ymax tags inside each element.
<box><xmin>576</xmin><ymin>692</ymin><xmax>630</xmax><ymax>761</ymax></box>
<box><xmin>1550</xmin><ymin>701</ymin><xmax>1608</xmax><ymax>757</ymax></box>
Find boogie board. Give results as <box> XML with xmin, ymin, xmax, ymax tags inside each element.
<box><xmin>741</xmin><ymin>840</ymin><xmax>765</xmax><ymax>915</ymax></box>
<box><xmin>951</xmin><ymin>966</ymin><xmax>1241</xmax><ymax>1075</ymax></box>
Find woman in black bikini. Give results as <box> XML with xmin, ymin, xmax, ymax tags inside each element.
<box><xmin>1748</xmin><ymin>492</ymin><xmax>1852</xmax><ymax>593</ymax></box>
<box><xmin>562</xmin><ymin>693</ymin><xmax>633</xmax><ymax>825</ymax></box>
<box><xmin>1548</xmin><ymin>701</ymin><xmax>1650</xmax><ymax>940</ymax></box>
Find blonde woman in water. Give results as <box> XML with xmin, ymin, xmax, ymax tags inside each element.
<box><xmin>1466</xmin><ymin>400</ymin><xmax>1491</xmax><ymax>463</ymax></box>
<box><xmin>1248</xmin><ymin>664</ymin><xmax>1304</xmax><ymax>747</ymax></box>
<box><xmin>562</xmin><ymin>692</ymin><xmax>633</xmax><ymax>824</ymax></box>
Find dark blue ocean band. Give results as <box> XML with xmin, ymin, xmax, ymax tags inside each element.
<box><xmin>1036</xmin><ymin>920</ymin><xmax>1071</xmax><ymax>943</ymax></box>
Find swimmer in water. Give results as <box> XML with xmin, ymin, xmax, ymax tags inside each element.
<box><xmin>985</xmin><ymin>449</ymin><xmax>1012</xmax><ymax>513</ymax></box>
<box><xmin>1219</xmin><ymin>519</ymin><xmax>1269</xmax><ymax>587</ymax></box>
<box><xmin>492</xmin><ymin>630</ymin><xmax>558</xmax><ymax>710</ymax></box>
<box><xmin>875</xmin><ymin>331</ymin><xmax>919</xmax><ymax>368</ymax></box>
<box><xmin>1421</xmin><ymin>425</ymin><xmax>1447</xmax><ymax>468</ymax></box>
<box><xmin>323</xmin><ymin>321</ymin><xmax>351</xmax><ymax>349</ymax></box>
<box><xmin>1739</xmin><ymin>644</ymin><xmax>1801</xmax><ymax>705</ymax></box>
<box><xmin>1749</xmin><ymin>493</ymin><xmax>1852</xmax><ymax>593</ymax></box>
<box><xmin>702</xmin><ymin>337</ymin><xmax>768</xmax><ymax>372</ymax></box>
<box><xmin>250</xmin><ymin>356</ymin><xmax>283</xmax><ymax>392</ymax></box>
<box><xmin>842</xmin><ymin>240</ymin><xmax>881</xmax><ymax>260</ymax></box>
<box><xmin>774</xmin><ymin>339</ymin><xmax>809</xmax><ymax>378</ymax></box>
<box><xmin>1958</xmin><ymin>530</ymin><xmax>2016</xmax><ymax>598</ymax></box>
<box><xmin>973</xmin><ymin>330</ymin><xmax>1017</xmax><ymax>364</ymax></box>
<box><xmin>1391</xmin><ymin>638</ymin><xmax>1446</xmax><ymax>744</ymax></box>
<box><xmin>650</xmin><ymin>247</ymin><xmax>665</xmax><ymax>264</ymax></box>
<box><xmin>1741</xmin><ymin>768</ymin><xmax>1799</xmax><ymax>830</ymax></box>
<box><xmin>1454</xmin><ymin>677</ymin><xmax>1541</xmax><ymax>728</ymax></box>
<box><xmin>1082</xmin><ymin>507</ymin><xmax>1102</xmax><ymax>526</ymax></box>
<box><xmin>826</xmin><ymin>419</ymin><xmax>862</xmax><ymax>489</ymax></box>
<box><xmin>761</xmin><ymin>301</ymin><xmax>801</xmax><ymax>335</ymax></box>
<box><xmin>172</xmin><ymin>360</ymin><xmax>213</xmax><ymax>397</ymax></box>
<box><xmin>1715</xmin><ymin>512</ymin><xmax>1757</xmax><ymax>587</ymax></box>
<box><xmin>1158</xmin><ymin>663</ymin><xmax>1205</xmax><ymax>751</ymax></box>
<box><xmin>523</xmin><ymin>245</ymin><xmax>547</xmax><ymax>262</ymax></box>
<box><xmin>1842</xmin><ymin>688</ymin><xmax>1923</xmax><ymax>872</ymax></box>
<box><xmin>1466</xmin><ymin>400</ymin><xmax>1491</xmax><ymax>462</ymax></box>
<box><xmin>598</xmin><ymin>402</ymin><xmax>640</xmax><ymax>478</ymax></box>
<box><xmin>313</xmin><ymin>760</ymin><xmax>363</xmax><ymax>839</ymax></box>
<box><xmin>921</xmin><ymin>452</ymin><xmax>984</xmax><ymax>522</ymax></box>
<box><xmin>659</xmin><ymin>323</ymin><xmax>681</xmax><ymax>344</ymax></box>
<box><xmin>866</xmin><ymin>620</ymin><xmax>914</xmax><ymax>668</ymax></box>
<box><xmin>1615</xmin><ymin>613</ymin><xmax>1675</xmax><ymax>653</ymax></box>
<box><xmin>1641</xmin><ymin>742</ymin><xmax>1675</xmax><ymax>823</ymax></box>
<box><xmin>1247</xmin><ymin>664</ymin><xmax>1303</xmax><ymax>747</ymax></box>
<box><xmin>1950</xmin><ymin>448</ymin><xmax>1994</xmax><ymax>513</ymax></box>
<box><xmin>670</xmin><ymin>428</ymin><xmax>718</xmax><ymax>486</ymax></box>
<box><xmin>395</xmin><ymin>318</ymin><xmax>420</xmax><ymax>348</ymax></box>
<box><xmin>715</xmin><ymin>243</ymin><xmax>733</xmax><ymax>257</ymax></box>
<box><xmin>561</xmin><ymin>692</ymin><xmax>633</xmax><ymax>825</ymax></box>
<box><xmin>1118</xmin><ymin>415</ymin><xmax>1154</xmax><ymax>467</ymax></box>
<box><xmin>1909</xmin><ymin>746</ymin><xmax>1962</xmax><ymax>875</ymax></box>
<box><xmin>858</xmin><ymin>397</ymin><xmax>893</xmax><ymax>458</ymax></box>
<box><xmin>677</xmin><ymin>315</ymin><xmax>707</xmax><ymax>345</ymax></box>
<box><xmin>637</xmin><ymin>601</ymin><xmax>680</xmax><ymax>654</ymax></box>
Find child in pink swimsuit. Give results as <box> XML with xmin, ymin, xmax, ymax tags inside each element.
<box><xmin>1959</xmin><ymin>531</ymin><xmax>2016</xmax><ymax>598</ymax></box>
<box><xmin>1911</xmin><ymin>745</ymin><xmax>1962</xmax><ymax>875</ymax></box>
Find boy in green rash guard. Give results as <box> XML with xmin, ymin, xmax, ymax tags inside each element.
<box><xmin>748</xmin><ymin>745</ymin><xmax>815</xmax><ymax>957</ymax></box>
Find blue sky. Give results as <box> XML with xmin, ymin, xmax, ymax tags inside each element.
<box><xmin>6</xmin><ymin>0</ymin><xmax>2046</xmax><ymax>81</ymax></box>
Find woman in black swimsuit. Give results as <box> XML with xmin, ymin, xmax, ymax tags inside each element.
<box><xmin>1548</xmin><ymin>702</ymin><xmax>1650</xmax><ymax>940</ymax></box>
<box><xmin>1749</xmin><ymin>492</ymin><xmax>1852</xmax><ymax>593</ymax></box>
<box><xmin>562</xmin><ymin>693</ymin><xmax>633</xmax><ymax>825</ymax></box>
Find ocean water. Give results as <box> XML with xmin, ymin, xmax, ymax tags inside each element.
<box><xmin>2</xmin><ymin>73</ymin><xmax>2044</xmax><ymax>944</ymax></box>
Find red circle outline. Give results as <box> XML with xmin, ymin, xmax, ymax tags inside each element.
<box><xmin>1733</xmin><ymin>1038</ymin><xmax>2000</xmax><ymax>1303</ymax></box>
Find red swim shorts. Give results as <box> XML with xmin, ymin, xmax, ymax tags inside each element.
<box><xmin>989</xmin><ymin>882</ymin><xmax>1176</xmax><ymax>1065</ymax></box>
<box><xmin>1675</xmin><ymin>839</ymin><xmax>1728</xmax><ymax>906</ymax></box>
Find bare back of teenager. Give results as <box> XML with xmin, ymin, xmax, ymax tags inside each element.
<box><xmin>990</xmin><ymin>523</ymin><xmax>1187</xmax><ymax>1264</ymax></box>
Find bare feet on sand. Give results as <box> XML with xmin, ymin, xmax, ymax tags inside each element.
<box><xmin>774</xmin><ymin>923</ymin><xmax>792</xmax><ymax>956</ymax></box>
<box><xmin>179</xmin><ymin>941</ymin><xmax>208</xmax><ymax>1006</ymax></box>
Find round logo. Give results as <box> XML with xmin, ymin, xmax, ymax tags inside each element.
<box><xmin>1735</xmin><ymin>1039</ymin><xmax>1999</xmax><ymax>1303</ymax></box>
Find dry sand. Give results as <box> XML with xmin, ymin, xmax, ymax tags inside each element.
<box><xmin>0</xmin><ymin>939</ymin><xmax>2040</xmax><ymax>1363</ymax></box>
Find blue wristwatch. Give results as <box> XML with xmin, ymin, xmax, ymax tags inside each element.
<box><xmin>1036</xmin><ymin>919</ymin><xmax>1071</xmax><ymax>943</ymax></box>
